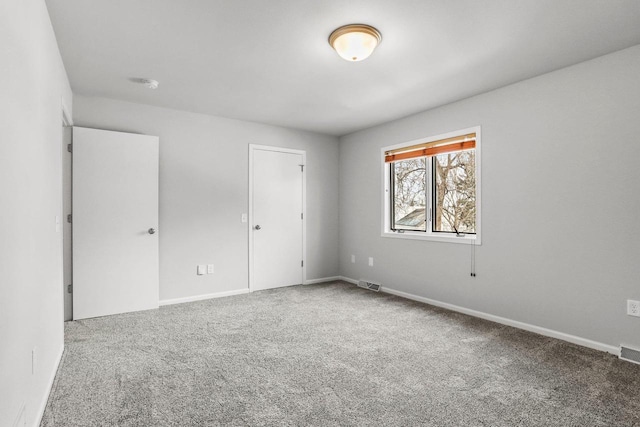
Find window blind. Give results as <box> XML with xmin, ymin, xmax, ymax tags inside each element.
<box><xmin>384</xmin><ymin>132</ymin><xmax>476</xmax><ymax>163</ymax></box>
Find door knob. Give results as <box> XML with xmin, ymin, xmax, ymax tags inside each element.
<box><xmin>148</xmin><ymin>228</ymin><xmax>156</xmax><ymax>234</ymax></box>
<box><xmin>254</xmin><ymin>225</ymin><xmax>261</xmax><ymax>230</ymax></box>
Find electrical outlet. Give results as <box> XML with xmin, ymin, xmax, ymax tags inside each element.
<box><xmin>351</xmin><ymin>255</ymin><xmax>355</xmax><ymax>263</ymax></box>
<box><xmin>628</xmin><ymin>300</ymin><xmax>640</xmax><ymax>317</ymax></box>
<box><xmin>197</xmin><ymin>265</ymin><xmax>206</xmax><ymax>275</ymax></box>
<box><xmin>368</xmin><ymin>257</ymin><xmax>374</xmax><ymax>267</ymax></box>
<box><xmin>241</xmin><ymin>213</ymin><xmax>247</xmax><ymax>223</ymax></box>
<box><xmin>207</xmin><ymin>264</ymin><xmax>214</xmax><ymax>274</ymax></box>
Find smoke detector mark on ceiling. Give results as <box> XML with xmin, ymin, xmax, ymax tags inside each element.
<box><xmin>130</xmin><ymin>78</ymin><xmax>159</xmax><ymax>89</ymax></box>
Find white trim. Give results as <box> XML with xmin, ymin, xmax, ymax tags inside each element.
<box><xmin>61</xmin><ymin>96</ymin><xmax>73</xmax><ymax>126</ymax></box>
<box><xmin>381</xmin><ymin>125</ymin><xmax>482</xmax><ymax>245</ymax></box>
<box><xmin>34</xmin><ymin>344</ymin><xmax>64</xmax><ymax>427</ymax></box>
<box><xmin>159</xmin><ymin>288</ymin><xmax>249</xmax><ymax>306</ymax></box>
<box><xmin>249</xmin><ymin>144</ymin><xmax>305</xmax><ymax>155</ymax></box>
<box><xmin>303</xmin><ymin>276</ymin><xmax>341</xmax><ymax>285</ymax></box>
<box><xmin>380</xmin><ymin>231</ymin><xmax>478</xmax><ymax>244</ymax></box>
<box><xmin>341</xmin><ymin>276</ymin><xmax>619</xmax><ymax>356</ymax></box>
<box><xmin>338</xmin><ymin>276</ymin><xmax>358</xmax><ymax>285</ymax></box>
<box><xmin>248</xmin><ymin>144</ymin><xmax>307</xmax><ymax>292</ymax></box>
<box><xmin>248</xmin><ymin>145</ymin><xmax>255</xmax><ymax>292</ymax></box>
<box><xmin>61</xmin><ymin>104</ymin><xmax>72</xmax><ymax>322</ymax></box>
<box><xmin>301</xmin><ymin>150</ymin><xmax>307</xmax><ymax>289</ymax></box>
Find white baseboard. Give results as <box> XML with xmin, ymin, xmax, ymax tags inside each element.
<box><xmin>304</xmin><ymin>276</ymin><xmax>341</xmax><ymax>285</ymax></box>
<box><xmin>341</xmin><ymin>276</ymin><xmax>619</xmax><ymax>356</ymax></box>
<box><xmin>338</xmin><ymin>276</ymin><xmax>358</xmax><ymax>285</ymax></box>
<box><xmin>159</xmin><ymin>288</ymin><xmax>249</xmax><ymax>306</ymax></box>
<box><xmin>35</xmin><ymin>344</ymin><xmax>64</xmax><ymax>427</ymax></box>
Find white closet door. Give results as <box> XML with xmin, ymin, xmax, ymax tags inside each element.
<box><xmin>251</xmin><ymin>147</ymin><xmax>304</xmax><ymax>291</ymax></box>
<box><xmin>72</xmin><ymin>127</ymin><xmax>159</xmax><ymax>320</ymax></box>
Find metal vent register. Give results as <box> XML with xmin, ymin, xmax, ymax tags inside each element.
<box><xmin>358</xmin><ymin>280</ymin><xmax>381</xmax><ymax>292</ymax></box>
<box><xmin>620</xmin><ymin>346</ymin><xmax>640</xmax><ymax>365</ymax></box>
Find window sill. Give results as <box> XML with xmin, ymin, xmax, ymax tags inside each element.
<box><xmin>381</xmin><ymin>230</ymin><xmax>481</xmax><ymax>245</ymax></box>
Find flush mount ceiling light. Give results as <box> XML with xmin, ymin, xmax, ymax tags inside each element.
<box><xmin>329</xmin><ymin>24</ymin><xmax>382</xmax><ymax>62</ymax></box>
<box><xmin>131</xmin><ymin>78</ymin><xmax>159</xmax><ymax>89</ymax></box>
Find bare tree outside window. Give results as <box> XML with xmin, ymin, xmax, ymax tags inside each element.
<box><xmin>392</xmin><ymin>158</ymin><xmax>426</xmax><ymax>231</ymax></box>
<box><xmin>391</xmin><ymin>149</ymin><xmax>475</xmax><ymax>234</ymax></box>
<box><xmin>434</xmin><ymin>150</ymin><xmax>476</xmax><ymax>233</ymax></box>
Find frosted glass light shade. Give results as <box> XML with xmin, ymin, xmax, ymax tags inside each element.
<box><xmin>329</xmin><ymin>24</ymin><xmax>382</xmax><ymax>62</ymax></box>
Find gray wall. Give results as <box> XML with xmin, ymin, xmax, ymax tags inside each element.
<box><xmin>73</xmin><ymin>96</ymin><xmax>340</xmax><ymax>302</ymax></box>
<box><xmin>0</xmin><ymin>0</ymin><xmax>73</xmax><ymax>425</ymax></box>
<box><xmin>339</xmin><ymin>44</ymin><xmax>640</xmax><ymax>350</ymax></box>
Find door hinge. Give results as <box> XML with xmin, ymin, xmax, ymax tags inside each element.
<box><xmin>301</xmin><ymin>213</ymin><xmax>303</xmax><ymax>220</ymax></box>
<box><xmin>299</xmin><ymin>164</ymin><xmax>304</xmax><ymax>172</ymax></box>
<box><xmin>67</xmin><ymin>214</ymin><xmax>72</xmax><ymax>223</ymax></box>
<box><xmin>301</xmin><ymin>260</ymin><xmax>304</xmax><ymax>267</ymax></box>
<box><xmin>67</xmin><ymin>284</ymin><xmax>73</xmax><ymax>293</ymax></box>
<box><xmin>67</xmin><ymin>143</ymin><xmax>72</xmax><ymax>153</ymax></box>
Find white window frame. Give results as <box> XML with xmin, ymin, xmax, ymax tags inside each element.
<box><xmin>381</xmin><ymin>126</ymin><xmax>481</xmax><ymax>245</ymax></box>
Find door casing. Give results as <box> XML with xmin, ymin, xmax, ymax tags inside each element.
<box><xmin>61</xmin><ymin>108</ymin><xmax>73</xmax><ymax>321</ymax></box>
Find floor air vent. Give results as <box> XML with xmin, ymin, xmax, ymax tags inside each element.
<box><xmin>620</xmin><ymin>346</ymin><xmax>640</xmax><ymax>365</ymax></box>
<box><xmin>358</xmin><ymin>280</ymin><xmax>381</xmax><ymax>292</ymax></box>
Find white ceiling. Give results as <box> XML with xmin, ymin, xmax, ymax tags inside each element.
<box><xmin>46</xmin><ymin>0</ymin><xmax>640</xmax><ymax>136</ymax></box>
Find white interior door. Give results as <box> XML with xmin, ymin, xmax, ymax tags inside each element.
<box><xmin>72</xmin><ymin>127</ymin><xmax>159</xmax><ymax>320</ymax></box>
<box><xmin>251</xmin><ymin>146</ymin><xmax>305</xmax><ymax>291</ymax></box>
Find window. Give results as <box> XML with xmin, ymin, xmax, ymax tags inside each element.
<box><xmin>382</xmin><ymin>127</ymin><xmax>481</xmax><ymax>244</ymax></box>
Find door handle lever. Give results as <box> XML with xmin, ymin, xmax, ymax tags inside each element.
<box><xmin>148</xmin><ymin>228</ymin><xmax>156</xmax><ymax>234</ymax></box>
<box><xmin>254</xmin><ymin>225</ymin><xmax>261</xmax><ymax>230</ymax></box>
